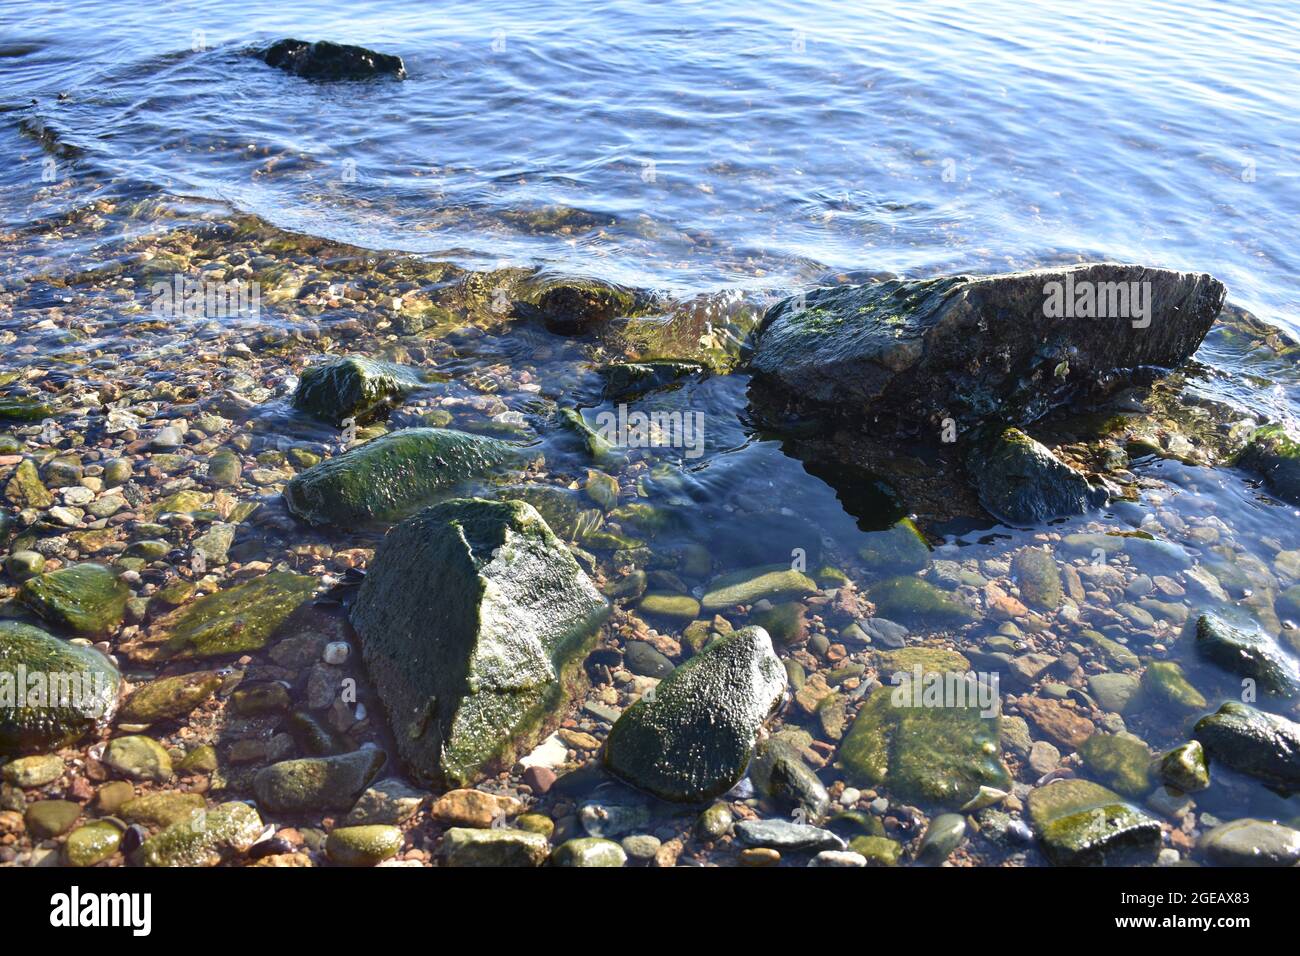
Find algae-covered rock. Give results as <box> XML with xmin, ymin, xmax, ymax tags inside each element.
<box><xmin>1079</xmin><ymin>733</ymin><xmax>1153</xmax><ymax>798</ymax></box>
<box><xmin>2</xmin><ymin>753</ymin><xmax>63</xmax><ymax>787</ymax></box>
<box><xmin>284</xmin><ymin>428</ymin><xmax>514</xmax><ymax>526</ymax></box>
<box><xmin>252</xmin><ymin>749</ymin><xmax>386</xmax><ymax>813</ymax></box>
<box><xmin>259</xmin><ymin>38</ymin><xmax>406</xmax><ymax>80</ymax></box>
<box><xmin>0</xmin><ymin>620</ymin><xmax>120</xmax><ymax>756</ymax></box>
<box><xmin>1194</xmin><ymin>701</ymin><xmax>1300</xmax><ymax>791</ymax></box>
<box><xmin>26</xmin><ymin>799</ymin><xmax>81</xmax><ymax>838</ymax></box>
<box><xmin>700</xmin><ymin>564</ymin><xmax>818</xmax><ymax>612</ymax></box>
<box><xmin>600</xmin><ymin>360</ymin><xmax>706</xmax><ymax>400</ymax></box>
<box><xmin>326</xmin><ymin>824</ymin><xmax>403</xmax><ymax>866</ymax></box>
<box><xmin>1140</xmin><ymin>660</ymin><xmax>1207</xmax><ymax>713</ymax></box>
<box><xmin>1193</xmin><ymin>611</ymin><xmax>1300</xmax><ymax>697</ymax></box>
<box><xmin>1027</xmin><ymin>778</ymin><xmax>1161</xmax><ymax>866</ymax></box>
<box><xmin>750</xmin><ymin>738</ymin><xmax>830</xmax><ymax>818</ymax></box>
<box><xmin>867</xmin><ymin>576</ymin><xmax>976</xmax><ymax>627</ymax></box>
<box><xmin>857</xmin><ymin>518</ymin><xmax>930</xmax><ymax>574</ymax></box>
<box><xmin>157</xmin><ymin>573</ymin><xmax>317</xmax><ymax>660</ymax></box>
<box><xmin>839</xmin><ymin>679</ymin><xmax>1010</xmax><ymax>807</ymax></box>
<box><xmin>118</xmin><ymin>670</ymin><xmax>223</xmax><ymax>723</ymax></box>
<box><xmin>292</xmin><ymin>356</ymin><xmax>424</xmax><ymax>426</ymax></box>
<box><xmin>1011</xmin><ymin>547</ymin><xmax>1063</xmax><ymax>610</ymax></box>
<box><xmin>19</xmin><ymin>562</ymin><xmax>128</xmax><ymax>636</ymax></box>
<box><xmin>1159</xmin><ymin>740</ymin><xmax>1210</xmax><ymax>793</ymax></box>
<box><xmin>4</xmin><ymin>459</ymin><xmax>54</xmax><ymax>509</ymax></box>
<box><xmin>441</xmin><ymin>827</ymin><xmax>549</xmax><ymax>867</ymax></box>
<box><xmin>604</xmin><ymin>626</ymin><xmax>786</xmax><ymax>803</ymax></box>
<box><xmin>1235</xmin><ymin>423</ymin><xmax>1300</xmax><ymax>506</ymax></box>
<box><xmin>352</xmin><ymin>498</ymin><xmax>609</xmax><ymax>787</ymax></box>
<box><xmin>65</xmin><ymin>821</ymin><xmax>122</xmax><ymax>867</ymax></box>
<box><xmin>749</xmin><ymin>264</ymin><xmax>1224</xmax><ymax>430</ymax></box>
<box><xmin>637</xmin><ymin>592</ymin><xmax>700</xmax><ymax>622</ymax></box>
<box><xmin>103</xmin><ymin>735</ymin><xmax>172</xmax><ymax>781</ymax></box>
<box><xmin>120</xmin><ymin>792</ymin><xmax>206</xmax><ymax>827</ymax></box>
<box><xmin>973</xmin><ymin>429</ymin><xmax>1107</xmax><ymax>525</ymax></box>
<box><xmin>549</xmin><ymin>836</ymin><xmax>627</xmax><ymax>867</ymax></box>
<box><xmin>133</xmin><ymin>800</ymin><xmax>264</xmax><ymax>867</ymax></box>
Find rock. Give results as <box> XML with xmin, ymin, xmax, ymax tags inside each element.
<box><xmin>1011</xmin><ymin>547</ymin><xmax>1063</xmax><ymax>610</ymax></box>
<box><xmin>916</xmin><ymin>812</ymin><xmax>967</xmax><ymax>864</ymax></box>
<box><xmin>343</xmin><ymin>777</ymin><xmax>427</xmax><ymax>825</ymax></box>
<box><xmin>549</xmin><ymin>837</ymin><xmax>627</xmax><ymax>867</ymax></box>
<box><xmin>1028</xmin><ymin>778</ymin><xmax>1162</xmax><ymax>866</ymax></box>
<box><xmin>283</xmin><ymin>428</ymin><xmax>514</xmax><ymax>526</ymax></box>
<box><xmin>133</xmin><ymin>801</ymin><xmax>263</xmax><ymax>867</ymax></box>
<box><xmin>1079</xmin><ymin>733</ymin><xmax>1154</xmax><ymax>798</ymax></box>
<box><xmin>430</xmin><ymin>789</ymin><xmax>521</xmax><ymax>828</ymax></box>
<box><xmin>809</xmin><ymin>850</ymin><xmax>868</xmax><ymax>867</ymax></box>
<box><xmin>0</xmin><ymin>621</ymin><xmax>120</xmax><ymax>755</ymax></box>
<box><xmin>2</xmin><ymin>754</ymin><xmax>63</xmax><ymax>787</ymax></box>
<box><xmin>749</xmin><ymin>263</ymin><xmax>1225</xmax><ymax>430</ymax></box>
<box><xmin>191</xmin><ymin>523</ymin><xmax>235</xmax><ymax>566</ymax></box>
<box><xmin>259</xmin><ymin>39</ymin><xmax>406</xmax><ymax>80</ymax></box>
<box><xmin>1235</xmin><ymin>424</ymin><xmax>1300</xmax><ymax>506</ymax></box>
<box><xmin>867</xmin><ymin>576</ymin><xmax>976</xmax><ymax>627</ymax></box>
<box><xmin>840</xmin><ymin>677</ymin><xmax>1011</xmax><ymax>807</ymax></box>
<box><xmin>849</xmin><ymin>835</ymin><xmax>903</xmax><ymax>865</ymax></box>
<box><xmin>156</xmin><ymin>572</ymin><xmax>317</xmax><ymax>659</ymax></box>
<box><xmin>604</xmin><ymin>626</ymin><xmax>786</xmax><ymax>803</ymax></box>
<box><xmin>623</xmin><ymin>640</ymin><xmax>675</xmax><ymax>678</ymax></box>
<box><xmin>1087</xmin><ymin>672</ymin><xmax>1141</xmax><ymax>714</ymax></box>
<box><xmin>857</xmin><ymin>518</ymin><xmax>930</xmax><ymax>573</ymax></box>
<box><xmin>1141</xmin><ymin>660</ymin><xmax>1207</xmax><ymax>713</ymax></box>
<box><xmin>1014</xmin><ymin>695</ymin><xmax>1094</xmax><ymax>752</ymax></box>
<box><xmin>292</xmin><ymin>356</ymin><xmax>424</xmax><ymax>426</ymax></box>
<box><xmin>1159</xmin><ymin>741</ymin><xmax>1210</xmax><ymax>793</ymax></box>
<box><xmin>697</xmin><ymin>802</ymin><xmax>734</xmax><ymax>840</ymax></box>
<box><xmin>252</xmin><ymin>750</ymin><xmax>386</xmax><ymax>813</ymax></box>
<box><xmin>752</xmin><ymin>602</ymin><xmax>810</xmax><ymax>645</ymax></box>
<box><xmin>352</xmin><ymin>498</ymin><xmax>609</xmax><ymax>787</ymax></box>
<box><xmin>441</xmin><ymin>827</ymin><xmax>549</xmax><ymax>867</ymax></box>
<box><xmin>700</xmin><ymin>564</ymin><xmax>817</xmax><ymax>612</ymax></box>
<box><xmin>26</xmin><ymin>799</ymin><xmax>81</xmax><ymax>837</ymax></box>
<box><xmin>973</xmin><ymin>428</ymin><xmax>1108</xmax><ymax>525</ymax></box>
<box><xmin>636</xmin><ymin>592</ymin><xmax>700</xmax><ymax>623</ymax></box>
<box><xmin>735</xmin><ymin>819</ymin><xmax>845</xmax><ymax>852</ymax></box>
<box><xmin>118</xmin><ymin>670</ymin><xmax>223</xmax><ymax>724</ymax></box>
<box><xmin>207</xmin><ymin>449</ymin><xmax>242</xmax><ymax>487</ymax></box>
<box><xmin>1193</xmin><ymin>611</ymin><xmax>1300</xmax><ymax>697</ymax></box>
<box><xmin>93</xmin><ymin>781</ymin><xmax>135</xmax><ymax>814</ymax></box>
<box><xmin>103</xmin><ymin>735</ymin><xmax>172</xmax><ymax>782</ymax></box>
<box><xmin>120</xmin><ymin>792</ymin><xmax>207</xmax><ymax>827</ymax></box>
<box><xmin>19</xmin><ymin>563</ymin><xmax>128</xmax><ymax>636</ymax></box>
<box><xmin>326</xmin><ymin>825</ymin><xmax>403</xmax><ymax>866</ymax></box>
<box><xmin>65</xmin><ymin>821</ymin><xmax>122</xmax><ymax>867</ymax></box>
<box><xmin>1194</xmin><ymin>702</ymin><xmax>1300</xmax><ymax>791</ymax></box>
<box><xmin>4</xmin><ymin>459</ymin><xmax>54</xmax><ymax>509</ymax></box>
<box><xmin>178</xmin><ymin>745</ymin><xmax>219</xmax><ymax>774</ymax></box>
<box><xmin>527</xmin><ymin>281</ymin><xmax>637</xmax><ymax>335</ymax></box>
<box><xmin>1199</xmin><ymin>818</ymin><xmax>1300</xmax><ymax>867</ymax></box>
<box><xmin>1027</xmin><ymin>740</ymin><xmax>1060</xmax><ymax>776</ymax></box>
<box><xmin>600</xmin><ymin>360</ymin><xmax>706</xmax><ymax>400</ymax></box>
<box><xmin>621</xmin><ymin>834</ymin><xmax>661</xmax><ymax>861</ymax></box>
<box><xmin>750</xmin><ymin>739</ymin><xmax>830</xmax><ymax>818</ymax></box>
<box><xmin>4</xmin><ymin>550</ymin><xmax>45</xmax><ymax>581</ymax></box>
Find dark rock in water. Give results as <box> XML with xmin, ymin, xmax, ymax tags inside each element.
<box><xmin>283</xmin><ymin>428</ymin><xmax>515</xmax><ymax>526</ymax></box>
<box><xmin>351</xmin><ymin>498</ymin><xmax>609</xmax><ymax>787</ymax></box>
<box><xmin>0</xmin><ymin>621</ymin><xmax>120</xmax><ymax>756</ymax></box>
<box><xmin>1158</xmin><ymin>740</ymin><xmax>1210</xmax><ymax>793</ymax></box>
<box><xmin>156</xmin><ymin>572</ymin><xmax>317</xmax><ymax>660</ymax></box>
<box><xmin>1235</xmin><ymin>424</ymin><xmax>1300</xmax><ymax>505</ymax></box>
<box><xmin>260</xmin><ymin>39</ymin><xmax>406</xmax><ymax>80</ymax></box>
<box><xmin>1194</xmin><ymin>701</ymin><xmax>1300</xmax><ymax>791</ymax></box>
<box><xmin>1193</xmin><ymin>611</ymin><xmax>1300</xmax><ymax>697</ymax></box>
<box><xmin>253</xmin><ymin>750</ymin><xmax>386</xmax><ymax>813</ymax></box>
<box><xmin>1199</xmin><ymin>818</ymin><xmax>1300</xmax><ymax>867</ymax></box>
<box><xmin>292</xmin><ymin>356</ymin><xmax>423</xmax><ymax>426</ymax></box>
<box><xmin>735</xmin><ymin>819</ymin><xmax>845</xmax><ymax>852</ymax></box>
<box><xmin>517</xmin><ymin>281</ymin><xmax>636</xmax><ymax>335</ymax></box>
<box><xmin>1027</xmin><ymin>778</ymin><xmax>1161</xmax><ymax>866</ymax></box>
<box><xmin>19</xmin><ymin>562</ymin><xmax>129</xmax><ymax>636</ymax></box>
<box><xmin>749</xmin><ymin>263</ymin><xmax>1225</xmax><ymax>431</ymax></box>
<box><xmin>750</xmin><ymin>739</ymin><xmax>830</xmax><ymax>818</ymax></box>
<box><xmin>600</xmin><ymin>360</ymin><xmax>707</xmax><ymax>400</ymax></box>
<box><xmin>604</xmin><ymin>626</ymin><xmax>786</xmax><ymax>803</ymax></box>
<box><xmin>867</xmin><ymin>575</ymin><xmax>976</xmax><ymax>627</ymax></box>
<box><xmin>857</xmin><ymin>517</ymin><xmax>929</xmax><ymax>574</ymax></box>
<box><xmin>971</xmin><ymin>428</ymin><xmax>1107</xmax><ymax>525</ymax></box>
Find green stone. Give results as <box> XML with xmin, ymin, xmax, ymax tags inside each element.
<box><xmin>0</xmin><ymin>621</ymin><xmax>120</xmax><ymax>755</ymax></box>
<box><xmin>0</xmin><ymin>396</ymin><xmax>53</xmax><ymax>421</ymax></box>
<box><xmin>1078</xmin><ymin>630</ymin><xmax>1140</xmax><ymax>670</ymax></box>
<box><xmin>584</xmin><ymin>470</ymin><xmax>619</xmax><ymax>510</ymax></box>
<box><xmin>94</xmin><ymin>781</ymin><xmax>136</xmax><ymax>814</ymax></box>
<box><xmin>103</xmin><ymin>735</ymin><xmax>173</xmax><ymax>782</ymax></box>
<box><xmin>1079</xmin><ymin>733</ymin><xmax>1154</xmax><ymax>798</ymax></box>
<box><xmin>637</xmin><ymin>591</ymin><xmax>700</xmax><ymax>622</ymax></box>
<box><xmin>916</xmin><ymin>813</ymin><xmax>967</xmax><ymax>864</ymax></box>
<box><xmin>1194</xmin><ymin>701</ymin><xmax>1300</xmax><ymax>791</ymax></box>
<box><xmin>1159</xmin><ymin>740</ymin><xmax>1210</xmax><ymax>793</ymax></box>
<box><xmin>207</xmin><ymin>449</ymin><xmax>242</xmax><ymax>487</ymax></box>
<box><xmin>4</xmin><ymin>459</ymin><xmax>54</xmax><ymax>509</ymax></box>
<box><xmin>326</xmin><ymin>824</ymin><xmax>403</xmax><ymax>866</ymax></box>
<box><xmin>178</xmin><ymin>745</ymin><xmax>219</xmax><ymax>774</ymax></box>
<box><xmin>284</xmin><ymin>428</ymin><xmax>515</xmax><ymax>527</ymax></box>
<box><xmin>4</xmin><ymin>550</ymin><xmax>45</xmax><ymax>581</ymax></box>
<box><xmin>1011</xmin><ymin>547</ymin><xmax>1063</xmax><ymax>609</ymax></box>
<box><xmin>158</xmin><ymin>572</ymin><xmax>316</xmax><ymax>659</ymax></box>
<box><xmin>65</xmin><ymin>821</ymin><xmax>122</xmax><ymax>867</ymax></box>
<box><xmin>857</xmin><ymin>518</ymin><xmax>930</xmax><ymax>573</ymax></box>
<box><xmin>102</xmin><ymin>459</ymin><xmax>132</xmax><ymax>487</ymax></box>
<box><xmin>441</xmin><ymin>827</ymin><xmax>549</xmax><ymax>867</ymax></box>
<box><xmin>867</xmin><ymin>576</ymin><xmax>977</xmax><ymax>627</ymax></box>
<box><xmin>599</xmin><ymin>360</ymin><xmax>706</xmax><ymax>399</ymax></box>
<box><xmin>849</xmin><ymin>835</ymin><xmax>902</xmax><ymax>866</ymax></box>
<box><xmin>133</xmin><ymin>800</ymin><xmax>263</xmax><ymax>867</ymax></box>
<box><xmin>19</xmin><ymin>562</ymin><xmax>129</xmax><ymax>635</ymax></box>
<box><xmin>351</xmin><ymin>498</ymin><xmax>608</xmax><ymax>788</ymax></box>
<box><xmin>292</xmin><ymin>356</ymin><xmax>424</xmax><ymax>426</ymax></box>
<box><xmin>515</xmin><ymin>812</ymin><xmax>555</xmax><ymax>838</ymax></box>
<box><xmin>2</xmin><ymin>754</ymin><xmax>63</xmax><ymax>787</ymax></box>
<box><xmin>252</xmin><ymin>749</ymin><xmax>386</xmax><ymax>813</ymax></box>
<box><xmin>120</xmin><ymin>791</ymin><xmax>206</xmax><ymax>827</ymax></box>
<box><xmin>700</xmin><ymin>564</ymin><xmax>817</xmax><ymax>612</ymax></box>
<box><xmin>1235</xmin><ymin>424</ymin><xmax>1300</xmax><ymax>506</ymax></box>
<box><xmin>1199</xmin><ymin>818</ymin><xmax>1300</xmax><ymax>867</ymax></box>
<box><xmin>1140</xmin><ymin>660</ymin><xmax>1207</xmax><ymax>713</ymax></box>
<box><xmin>25</xmin><ymin>799</ymin><xmax>81</xmax><ymax>838</ymax></box>
<box><xmin>1087</xmin><ymin>672</ymin><xmax>1141</xmax><ymax>714</ymax></box>
<box><xmin>230</xmin><ymin>682</ymin><xmax>291</xmax><ymax>716</ymax></box>
<box><xmin>549</xmin><ymin>836</ymin><xmax>626</xmax><ymax>867</ymax></box>
<box><xmin>1027</xmin><ymin>778</ymin><xmax>1161</xmax><ymax>866</ymax></box>
<box><xmin>750</xmin><ymin>601</ymin><xmax>809</xmax><ymax>645</ymax></box>
<box><xmin>697</xmin><ymin>802</ymin><xmax>734</xmax><ymax>840</ymax></box>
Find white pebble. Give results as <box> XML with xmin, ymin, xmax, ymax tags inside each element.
<box><xmin>839</xmin><ymin>787</ymin><xmax>861</xmax><ymax>807</ymax></box>
<box><xmin>323</xmin><ymin>641</ymin><xmax>351</xmax><ymax>664</ymax></box>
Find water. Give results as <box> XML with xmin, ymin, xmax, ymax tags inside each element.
<box><xmin>3</xmin><ymin>0</ymin><xmax>1300</xmax><ymax>866</ymax></box>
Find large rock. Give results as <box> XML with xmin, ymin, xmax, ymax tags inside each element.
<box><xmin>155</xmin><ymin>572</ymin><xmax>317</xmax><ymax>660</ymax></box>
<box><xmin>133</xmin><ymin>801</ymin><xmax>264</xmax><ymax>867</ymax></box>
<box><xmin>972</xmin><ymin>428</ymin><xmax>1107</xmax><ymax>525</ymax></box>
<box><xmin>259</xmin><ymin>39</ymin><xmax>406</xmax><ymax>80</ymax></box>
<box><xmin>1193</xmin><ymin>611</ymin><xmax>1300</xmax><ymax>697</ymax></box>
<box><xmin>292</xmin><ymin>356</ymin><xmax>424</xmax><ymax>426</ymax></box>
<box><xmin>1027</xmin><ymin>778</ymin><xmax>1161</xmax><ymax>866</ymax></box>
<box><xmin>19</xmin><ymin>562</ymin><xmax>128</xmax><ymax>636</ymax></box>
<box><xmin>603</xmin><ymin>626</ymin><xmax>786</xmax><ymax>803</ymax></box>
<box><xmin>749</xmin><ymin>263</ymin><xmax>1225</xmax><ymax>430</ymax></box>
<box><xmin>283</xmin><ymin>428</ymin><xmax>514</xmax><ymax>526</ymax></box>
<box><xmin>0</xmin><ymin>621</ymin><xmax>120</xmax><ymax>756</ymax></box>
<box><xmin>352</xmin><ymin>498</ymin><xmax>608</xmax><ymax>787</ymax></box>
<box><xmin>252</xmin><ymin>750</ymin><xmax>386</xmax><ymax>813</ymax></box>
<box><xmin>1235</xmin><ymin>424</ymin><xmax>1300</xmax><ymax>505</ymax></box>
<box><xmin>1194</xmin><ymin>702</ymin><xmax>1300</xmax><ymax>791</ymax></box>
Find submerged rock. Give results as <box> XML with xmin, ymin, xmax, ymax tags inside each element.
<box><xmin>133</xmin><ymin>801</ymin><xmax>263</xmax><ymax>867</ymax></box>
<box><xmin>736</xmin><ymin>819</ymin><xmax>846</xmax><ymax>852</ymax></box>
<box><xmin>156</xmin><ymin>572</ymin><xmax>317</xmax><ymax>660</ymax></box>
<box><xmin>857</xmin><ymin>518</ymin><xmax>930</xmax><ymax>573</ymax></box>
<box><xmin>292</xmin><ymin>356</ymin><xmax>424</xmax><ymax>426</ymax></box>
<box><xmin>259</xmin><ymin>39</ymin><xmax>406</xmax><ymax>80</ymax></box>
<box><xmin>19</xmin><ymin>562</ymin><xmax>128</xmax><ymax>636</ymax></box>
<box><xmin>252</xmin><ymin>749</ymin><xmax>387</xmax><ymax>813</ymax></box>
<box><xmin>1199</xmin><ymin>818</ymin><xmax>1300</xmax><ymax>867</ymax></box>
<box><xmin>1234</xmin><ymin>424</ymin><xmax>1300</xmax><ymax>506</ymax></box>
<box><xmin>1027</xmin><ymin>778</ymin><xmax>1161</xmax><ymax>866</ymax></box>
<box><xmin>867</xmin><ymin>575</ymin><xmax>976</xmax><ymax>627</ymax></box>
<box><xmin>522</xmin><ymin>280</ymin><xmax>637</xmax><ymax>335</ymax></box>
<box><xmin>749</xmin><ymin>263</ymin><xmax>1225</xmax><ymax>431</ymax></box>
<box><xmin>1193</xmin><ymin>611</ymin><xmax>1300</xmax><ymax>697</ymax></box>
<box><xmin>1079</xmin><ymin>732</ymin><xmax>1153</xmax><ymax>798</ymax></box>
<box><xmin>0</xmin><ymin>621</ymin><xmax>120</xmax><ymax>756</ymax></box>
<box><xmin>604</xmin><ymin>626</ymin><xmax>786</xmax><ymax>803</ymax></box>
<box><xmin>283</xmin><ymin>428</ymin><xmax>514</xmax><ymax>526</ymax></box>
<box><xmin>972</xmin><ymin>428</ymin><xmax>1107</xmax><ymax>525</ymax></box>
<box><xmin>1159</xmin><ymin>740</ymin><xmax>1210</xmax><ymax>793</ymax></box>
<box><xmin>699</xmin><ymin>564</ymin><xmax>817</xmax><ymax>613</ymax></box>
<box><xmin>600</xmin><ymin>359</ymin><xmax>707</xmax><ymax>400</ymax></box>
<box><xmin>750</xmin><ymin>738</ymin><xmax>830</xmax><ymax>818</ymax></box>
<box><xmin>118</xmin><ymin>670</ymin><xmax>223</xmax><ymax>724</ymax></box>
<box><xmin>1194</xmin><ymin>702</ymin><xmax>1300</xmax><ymax>791</ymax></box>
<box><xmin>326</xmin><ymin>825</ymin><xmax>403</xmax><ymax>866</ymax></box>
<box><xmin>351</xmin><ymin>498</ymin><xmax>609</xmax><ymax>787</ymax></box>
<box><xmin>64</xmin><ymin>821</ymin><xmax>122</xmax><ymax>867</ymax></box>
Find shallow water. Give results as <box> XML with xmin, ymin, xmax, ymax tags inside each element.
<box><xmin>2</xmin><ymin>0</ymin><xmax>1300</xmax><ymax>867</ymax></box>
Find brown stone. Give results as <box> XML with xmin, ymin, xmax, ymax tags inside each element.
<box><xmin>1016</xmin><ymin>695</ymin><xmax>1095</xmax><ymax>751</ymax></box>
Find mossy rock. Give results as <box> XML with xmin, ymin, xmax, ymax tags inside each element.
<box><xmin>1159</xmin><ymin>740</ymin><xmax>1210</xmax><ymax>793</ymax></box>
<box><xmin>326</xmin><ymin>824</ymin><xmax>403</xmax><ymax>866</ymax></box>
<box><xmin>637</xmin><ymin>592</ymin><xmax>701</xmax><ymax>623</ymax></box>
<box><xmin>118</xmin><ymin>670</ymin><xmax>223</xmax><ymax>723</ymax></box>
<box><xmin>972</xmin><ymin>428</ymin><xmax>1107</xmax><ymax>525</ymax></box>
<box><xmin>1079</xmin><ymin>733</ymin><xmax>1154</xmax><ymax>798</ymax></box>
<box><xmin>867</xmin><ymin>576</ymin><xmax>976</xmax><ymax>627</ymax></box>
<box><xmin>133</xmin><ymin>800</ymin><xmax>263</xmax><ymax>867</ymax></box>
<box><xmin>65</xmin><ymin>821</ymin><xmax>122</xmax><ymax>867</ymax></box>
<box><xmin>750</xmin><ymin>601</ymin><xmax>809</xmax><ymax>645</ymax></box>
<box><xmin>0</xmin><ymin>620</ymin><xmax>120</xmax><ymax>755</ymax></box>
<box><xmin>158</xmin><ymin>573</ymin><xmax>317</xmax><ymax>660</ymax></box>
<box><xmin>1194</xmin><ymin>702</ymin><xmax>1300</xmax><ymax>791</ymax></box>
<box><xmin>849</xmin><ymin>834</ymin><xmax>902</xmax><ymax>866</ymax></box>
<box><xmin>19</xmin><ymin>563</ymin><xmax>129</xmax><ymax>636</ymax></box>
<box><xmin>875</xmin><ymin>646</ymin><xmax>970</xmax><ymax>676</ymax></box>
<box><xmin>1193</xmin><ymin>611</ymin><xmax>1299</xmax><ymax>697</ymax></box>
<box><xmin>1235</xmin><ymin>424</ymin><xmax>1300</xmax><ymax>505</ymax></box>
<box><xmin>252</xmin><ymin>749</ymin><xmax>386</xmax><ymax>814</ymax></box>
<box><xmin>1010</xmin><ymin>547</ymin><xmax>1063</xmax><ymax>610</ymax></box>
<box><xmin>292</xmin><ymin>356</ymin><xmax>424</xmax><ymax>426</ymax></box>
<box><xmin>857</xmin><ymin>518</ymin><xmax>930</xmax><ymax>574</ymax></box>
<box><xmin>25</xmin><ymin>799</ymin><xmax>81</xmax><ymax>838</ymax></box>
<box><xmin>103</xmin><ymin>735</ymin><xmax>173</xmax><ymax>781</ymax></box>
<box><xmin>284</xmin><ymin>428</ymin><xmax>515</xmax><ymax>527</ymax></box>
<box><xmin>1027</xmin><ymin>778</ymin><xmax>1161</xmax><ymax>866</ymax></box>
<box><xmin>441</xmin><ymin>827</ymin><xmax>549</xmax><ymax>867</ymax></box>
<box><xmin>700</xmin><ymin>564</ymin><xmax>817</xmax><ymax>612</ymax></box>
<box><xmin>1140</xmin><ymin>660</ymin><xmax>1207</xmax><ymax>713</ymax></box>
<box><xmin>120</xmin><ymin>791</ymin><xmax>207</xmax><ymax>827</ymax></box>
<box><xmin>4</xmin><ymin>459</ymin><xmax>54</xmax><ymax>509</ymax></box>
<box><xmin>548</xmin><ymin>836</ymin><xmax>627</xmax><ymax>867</ymax></box>
<box><xmin>599</xmin><ymin>360</ymin><xmax>706</xmax><ymax>400</ymax></box>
